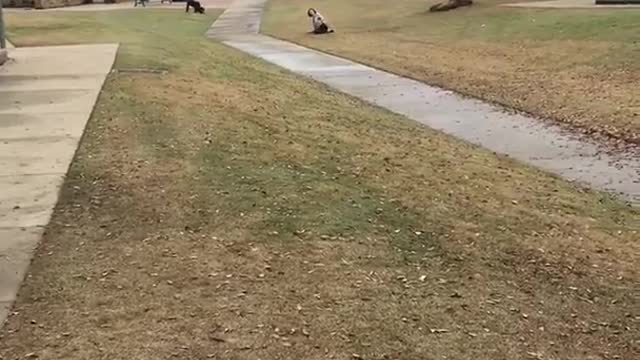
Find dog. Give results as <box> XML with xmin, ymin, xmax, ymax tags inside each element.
<box><xmin>186</xmin><ymin>0</ymin><xmax>205</xmax><ymax>14</ymax></box>
<box><xmin>307</xmin><ymin>8</ymin><xmax>334</xmax><ymax>34</ymax></box>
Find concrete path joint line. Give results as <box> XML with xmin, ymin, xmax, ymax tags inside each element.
<box><xmin>206</xmin><ymin>0</ymin><xmax>639</xmax><ymax>205</ymax></box>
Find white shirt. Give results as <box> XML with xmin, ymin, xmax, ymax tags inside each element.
<box><xmin>311</xmin><ymin>12</ymin><xmax>326</xmax><ymax>31</ymax></box>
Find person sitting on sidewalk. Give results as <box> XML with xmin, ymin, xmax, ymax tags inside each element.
<box><xmin>307</xmin><ymin>8</ymin><xmax>334</xmax><ymax>34</ymax></box>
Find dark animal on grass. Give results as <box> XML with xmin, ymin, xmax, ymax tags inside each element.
<box><xmin>186</xmin><ymin>0</ymin><xmax>205</xmax><ymax>14</ymax></box>
<box><xmin>307</xmin><ymin>8</ymin><xmax>334</xmax><ymax>34</ymax></box>
<box><xmin>429</xmin><ymin>0</ymin><xmax>473</xmax><ymax>12</ymax></box>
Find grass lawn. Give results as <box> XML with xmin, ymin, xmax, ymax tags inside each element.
<box><xmin>262</xmin><ymin>0</ymin><xmax>640</xmax><ymax>144</ymax></box>
<box><xmin>2</xmin><ymin>8</ymin><xmax>640</xmax><ymax>360</ymax></box>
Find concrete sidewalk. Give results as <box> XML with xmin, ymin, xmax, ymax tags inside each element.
<box><xmin>0</xmin><ymin>43</ymin><xmax>118</xmax><ymax>324</ymax></box>
<box><xmin>208</xmin><ymin>0</ymin><xmax>639</xmax><ymax>204</ymax></box>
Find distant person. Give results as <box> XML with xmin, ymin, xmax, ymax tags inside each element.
<box><xmin>186</xmin><ymin>0</ymin><xmax>205</xmax><ymax>14</ymax></box>
<box><xmin>307</xmin><ymin>8</ymin><xmax>334</xmax><ymax>34</ymax></box>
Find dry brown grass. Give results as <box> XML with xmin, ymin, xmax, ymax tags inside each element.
<box><xmin>1</xmin><ymin>9</ymin><xmax>639</xmax><ymax>360</ymax></box>
<box><xmin>262</xmin><ymin>0</ymin><xmax>640</xmax><ymax>144</ymax></box>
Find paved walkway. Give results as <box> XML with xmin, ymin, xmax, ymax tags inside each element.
<box><xmin>207</xmin><ymin>0</ymin><xmax>639</xmax><ymax>204</ymax></box>
<box><xmin>503</xmin><ymin>0</ymin><xmax>640</xmax><ymax>8</ymax></box>
<box><xmin>0</xmin><ymin>43</ymin><xmax>118</xmax><ymax>324</ymax></box>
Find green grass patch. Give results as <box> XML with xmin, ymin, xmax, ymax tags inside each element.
<box><xmin>5</xmin><ymin>10</ymin><xmax>219</xmax><ymax>69</ymax></box>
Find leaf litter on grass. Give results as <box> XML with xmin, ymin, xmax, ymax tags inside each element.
<box><xmin>263</xmin><ymin>0</ymin><xmax>640</xmax><ymax>145</ymax></box>
<box><xmin>1</xmin><ymin>8</ymin><xmax>639</xmax><ymax>360</ymax></box>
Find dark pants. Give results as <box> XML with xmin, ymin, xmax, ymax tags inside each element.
<box><xmin>313</xmin><ymin>23</ymin><xmax>330</xmax><ymax>34</ymax></box>
<box><xmin>186</xmin><ymin>1</ymin><xmax>205</xmax><ymax>13</ymax></box>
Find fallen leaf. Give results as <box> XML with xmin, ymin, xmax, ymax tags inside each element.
<box><xmin>210</xmin><ymin>336</ymin><xmax>226</xmax><ymax>343</ymax></box>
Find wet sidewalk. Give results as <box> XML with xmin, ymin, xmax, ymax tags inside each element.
<box><xmin>0</xmin><ymin>44</ymin><xmax>118</xmax><ymax>324</ymax></box>
<box><xmin>207</xmin><ymin>0</ymin><xmax>639</xmax><ymax>204</ymax></box>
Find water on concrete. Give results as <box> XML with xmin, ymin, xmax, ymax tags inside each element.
<box><xmin>0</xmin><ymin>43</ymin><xmax>118</xmax><ymax>325</ymax></box>
<box><xmin>207</xmin><ymin>0</ymin><xmax>639</xmax><ymax>205</ymax></box>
